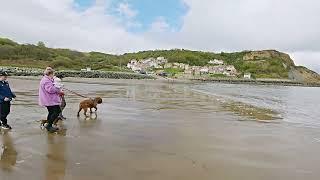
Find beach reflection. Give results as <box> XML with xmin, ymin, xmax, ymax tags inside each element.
<box><xmin>0</xmin><ymin>131</ymin><xmax>17</xmax><ymax>171</ymax></box>
<box><xmin>45</xmin><ymin>133</ymin><xmax>66</xmax><ymax>180</ymax></box>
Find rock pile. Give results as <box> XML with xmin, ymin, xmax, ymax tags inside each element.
<box><xmin>0</xmin><ymin>67</ymin><xmax>154</xmax><ymax>79</ymax></box>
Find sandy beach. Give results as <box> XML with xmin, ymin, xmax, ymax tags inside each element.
<box><xmin>0</xmin><ymin>78</ymin><xmax>320</xmax><ymax>180</ymax></box>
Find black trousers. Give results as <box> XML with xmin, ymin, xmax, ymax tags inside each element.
<box><xmin>46</xmin><ymin>105</ymin><xmax>61</xmax><ymax>128</ymax></box>
<box><xmin>59</xmin><ymin>96</ymin><xmax>66</xmax><ymax>117</ymax></box>
<box><xmin>0</xmin><ymin>102</ymin><xmax>11</xmax><ymax>125</ymax></box>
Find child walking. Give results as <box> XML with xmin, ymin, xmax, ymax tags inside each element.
<box><xmin>53</xmin><ymin>74</ymin><xmax>66</xmax><ymax>120</ymax></box>
<box><xmin>0</xmin><ymin>71</ymin><xmax>16</xmax><ymax>130</ymax></box>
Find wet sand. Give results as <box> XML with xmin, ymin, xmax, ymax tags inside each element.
<box><xmin>1</xmin><ymin>78</ymin><xmax>320</xmax><ymax>180</ymax></box>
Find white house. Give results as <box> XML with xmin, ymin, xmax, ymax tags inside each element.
<box><xmin>156</xmin><ymin>57</ymin><xmax>168</xmax><ymax>64</ymax></box>
<box><xmin>164</xmin><ymin>63</ymin><xmax>173</xmax><ymax>68</ymax></box>
<box><xmin>244</xmin><ymin>73</ymin><xmax>252</xmax><ymax>79</ymax></box>
<box><xmin>127</xmin><ymin>60</ymin><xmax>138</xmax><ymax>69</ymax></box>
<box><xmin>209</xmin><ymin>59</ymin><xmax>224</xmax><ymax>65</ymax></box>
<box><xmin>225</xmin><ymin>65</ymin><xmax>237</xmax><ymax>75</ymax></box>
<box><xmin>200</xmin><ymin>67</ymin><xmax>209</xmax><ymax>75</ymax></box>
<box><xmin>81</xmin><ymin>67</ymin><xmax>92</xmax><ymax>72</ymax></box>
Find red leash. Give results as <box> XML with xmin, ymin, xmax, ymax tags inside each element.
<box><xmin>63</xmin><ymin>88</ymin><xmax>88</xmax><ymax>98</ymax></box>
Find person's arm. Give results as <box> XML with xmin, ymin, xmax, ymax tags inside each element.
<box><xmin>0</xmin><ymin>84</ymin><xmax>5</xmax><ymax>100</ymax></box>
<box><xmin>0</xmin><ymin>94</ymin><xmax>4</xmax><ymax>101</ymax></box>
<box><xmin>44</xmin><ymin>81</ymin><xmax>59</xmax><ymax>94</ymax></box>
<box><xmin>11</xmin><ymin>92</ymin><xmax>16</xmax><ymax>98</ymax></box>
<box><xmin>8</xmin><ymin>83</ymin><xmax>16</xmax><ymax>98</ymax></box>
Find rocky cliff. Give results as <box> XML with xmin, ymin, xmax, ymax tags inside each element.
<box><xmin>242</xmin><ymin>50</ymin><xmax>320</xmax><ymax>83</ymax></box>
<box><xmin>243</xmin><ymin>50</ymin><xmax>295</xmax><ymax>66</ymax></box>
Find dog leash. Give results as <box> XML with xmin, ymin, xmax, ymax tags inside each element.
<box><xmin>63</xmin><ymin>88</ymin><xmax>88</xmax><ymax>98</ymax></box>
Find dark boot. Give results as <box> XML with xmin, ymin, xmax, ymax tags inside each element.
<box><xmin>46</xmin><ymin>126</ymin><xmax>59</xmax><ymax>133</ymax></box>
<box><xmin>2</xmin><ymin>124</ymin><xmax>12</xmax><ymax>130</ymax></box>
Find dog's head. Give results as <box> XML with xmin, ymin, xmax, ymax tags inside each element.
<box><xmin>94</xmin><ymin>97</ymin><xmax>103</xmax><ymax>104</ymax></box>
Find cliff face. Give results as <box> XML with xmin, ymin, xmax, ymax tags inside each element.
<box><xmin>289</xmin><ymin>66</ymin><xmax>320</xmax><ymax>83</ymax></box>
<box><xmin>243</xmin><ymin>50</ymin><xmax>295</xmax><ymax>66</ymax></box>
<box><xmin>241</xmin><ymin>50</ymin><xmax>320</xmax><ymax>83</ymax></box>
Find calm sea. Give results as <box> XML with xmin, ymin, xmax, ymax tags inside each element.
<box><xmin>192</xmin><ymin>83</ymin><xmax>320</xmax><ymax>127</ymax></box>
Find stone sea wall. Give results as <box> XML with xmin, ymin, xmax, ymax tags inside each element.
<box><xmin>0</xmin><ymin>66</ymin><xmax>154</xmax><ymax>80</ymax></box>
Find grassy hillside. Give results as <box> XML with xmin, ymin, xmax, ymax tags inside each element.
<box><xmin>0</xmin><ymin>37</ymin><xmax>318</xmax><ymax>81</ymax></box>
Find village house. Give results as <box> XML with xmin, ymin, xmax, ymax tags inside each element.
<box><xmin>164</xmin><ymin>62</ymin><xmax>189</xmax><ymax>70</ymax></box>
<box><xmin>225</xmin><ymin>65</ymin><xmax>237</xmax><ymax>76</ymax></box>
<box><xmin>209</xmin><ymin>59</ymin><xmax>224</xmax><ymax>65</ymax></box>
<box><xmin>185</xmin><ymin>65</ymin><xmax>238</xmax><ymax>77</ymax></box>
<box><xmin>208</xmin><ymin>65</ymin><xmax>225</xmax><ymax>74</ymax></box>
<box><xmin>156</xmin><ymin>57</ymin><xmax>168</xmax><ymax>64</ymax></box>
<box><xmin>127</xmin><ymin>59</ymin><xmax>138</xmax><ymax>69</ymax></box>
<box><xmin>81</xmin><ymin>67</ymin><xmax>92</xmax><ymax>72</ymax></box>
<box><xmin>164</xmin><ymin>63</ymin><xmax>173</xmax><ymax>68</ymax></box>
<box><xmin>244</xmin><ymin>73</ymin><xmax>252</xmax><ymax>79</ymax></box>
<box><xmin>200</xmin><ymin>67</ymin><xmax>209</xmax><ymax>75</ymax></box>
<box><xmin>127</xmin><ymin>56</ymin><xmax>238</xmax><ymax>77</ymax></box>
<box><xmin>184</xmin><ymin>69</ymin><xmax>193</xmax><ymax>75</ymax></box>
<box><xmin>127</xmin><ymin>57</ymin><xmax>168</xmax><ymax>73</ymax></box>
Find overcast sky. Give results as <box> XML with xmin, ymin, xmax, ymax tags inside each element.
<box><xmin>0</xmin><ymin>0</ymin><xmax>319</xmax><ymax>72</ymax></box>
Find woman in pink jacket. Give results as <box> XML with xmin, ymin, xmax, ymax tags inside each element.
<box><xmin>38</xmin><ymin>67</ymin><xmax>64</xmax><ymax>133</ymax></box>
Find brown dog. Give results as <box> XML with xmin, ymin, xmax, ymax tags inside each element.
<box><xmin>77</xmin><ymin>97</ymin><xmax>103</xmax><ymax>117</ymax></box>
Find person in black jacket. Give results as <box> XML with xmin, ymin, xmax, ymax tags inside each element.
<box><xmin>0</xmin><ymin>71</ymin><xmax>16</xmax><ymax>130</ymax></box>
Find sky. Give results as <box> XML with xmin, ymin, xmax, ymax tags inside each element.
<box><xmin>0</xmin><ymin>0</ymin><xmax>319</xmax><ymax>72</ymax></box>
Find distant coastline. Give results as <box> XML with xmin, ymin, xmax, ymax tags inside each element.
<box><xmin>4</xmin><ymin>66</ymin><xmax>320</xmax><ymax>87</ymax></box>
<box><xmin>190</xmin><ymin>78</ymin><xmax>320</xmax><ymax>87</ymax></box>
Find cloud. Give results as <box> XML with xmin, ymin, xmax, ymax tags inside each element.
<box><xmin>0</xmin><ymin>0</ymin><xmax>319</xmax><ymax>72</ymax></box>
<box><xmin>114</xmin><ymin>1</ymin><xmax>142</xmax><ymax>29</ymax></box>
<box><xmin>292</xmin><ymin>52</ymin><xmax>320</xmax><ymax>73</ymax></box>
<box><xmin>0</xmin><ymin>0</ymin><xmax>164</xmax><ymax>53</ymax></box>
<box><xmin>150</xmin><ymin>17</ymin><xmax>171</xmax><ymax>33</ymax></box>
<box><xmin>116</xmin><ymin>2</ymin><xmax>138</xmax><ymax>19</ymax></box>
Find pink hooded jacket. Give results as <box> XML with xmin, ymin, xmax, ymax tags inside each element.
<box><xmin>38</xmin><ymin>75</ymin><xmax>61</xmax><ymax>107</ymax></box>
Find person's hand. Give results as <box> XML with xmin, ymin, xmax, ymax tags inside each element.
<box><xmin>4</xmin><ymin>97</ymin><xmax>10</xmax><ymax>101</ymax></box>
<box><xmin>59</xmin><ymin>92</ymin><xmax>65</xmax><ymax>96</ymax></box>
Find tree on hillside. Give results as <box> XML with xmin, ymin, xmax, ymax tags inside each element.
<box><xmin>0</xmin><ymin>38</ymin><xmax>18</xmax><ymax>46</ymax></box>
<box><xmin>37</xmin><ymin>41</ymin><xmax>46</xmax><ymax>48</ymax></box>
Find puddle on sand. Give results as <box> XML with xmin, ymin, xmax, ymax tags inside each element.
<box><xmin>187</xmin><ymin>87</ymin><xmax>282</xmax><ymax>122</ymax></box>
<box><xmin>0</xmin><ymin>131</ymin><xmax>18</xmax><ymax>172</ymax></box>
<box><xmin>222</xmin><ymin>101</ymin><xmax>282</xmax><ymax>122</ymax></box>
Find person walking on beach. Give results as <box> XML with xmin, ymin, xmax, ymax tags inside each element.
<box><xmin>53</xmin><ymin>74</ymin><xmax>66</xmax><ymax>120</ymax></box>
<box><xmin>0</xmin><ymin>71</ymin><xmax>16</xmax><ymax>130</ymax></box>
<box><xmin>39</xmin><ymin>67</ymin><xmax>64</xmax><ymax>133</ymax></box>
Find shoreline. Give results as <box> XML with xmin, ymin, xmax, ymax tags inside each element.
<box><xmin>190</xmin><ymin>78</ymin><xmax>320</xmax><ymax>87</ymax></box>
<box><xmin>10</xmin><ymin>75</ymin><xmax>320</xmax><ymax>87</ymax></box>
<box><xmin>2</xmin><ymin>66</ymin><xmax>319</xmax><ymax>87</ymax></box>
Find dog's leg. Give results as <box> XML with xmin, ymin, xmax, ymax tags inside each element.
<box><xmin>94</xmin><ymin>107</ymin><xmax>97</xmax><ymax>112</ymax></box>
<box><xmin>84</xmin><ymin>108</ymin><xmax>88</xmax><ymax>117</ymax></box>
<box><xmin>77</xmin><ymin>107</ymin><xmax>82</xmax><ymax>117</ymax></box>
<box><xmin>90</xmin><ymin>108</ymin><xmax>93</xmax><ymax>113</ymax></box>
<box><xmin>40</xmin><ymin>120</ymin><xmax>46</xmax><ymax>129</ymax></box>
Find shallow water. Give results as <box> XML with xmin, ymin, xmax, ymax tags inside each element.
<box><xmin>192</xmin><ymin>83</ymin><xmax>320</xmax><ymax>127</ymax></box>
<box><xmin>0</xmin><ymin>78</ymin><xmax>320</xmax><ymax>180</ymax></box>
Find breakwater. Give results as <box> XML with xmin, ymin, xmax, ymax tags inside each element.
<box><xmin>0</xmin><ymin>66</ymin><xmax>154</xmax><ymax>79</ymax></box>
<box><xmin>191</xmin><ymin>78</ymin><xmax>320</xmax><ymax>87</ymax></box>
